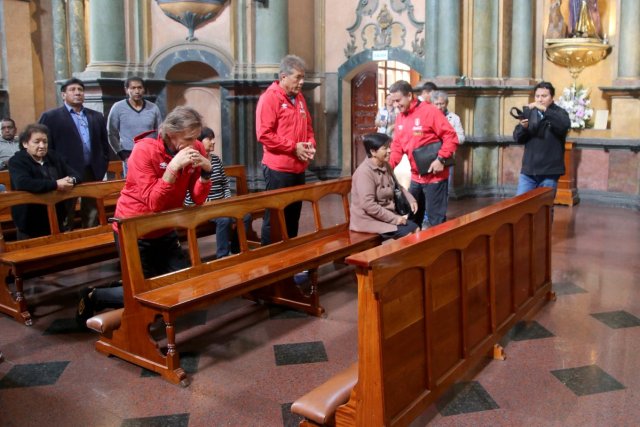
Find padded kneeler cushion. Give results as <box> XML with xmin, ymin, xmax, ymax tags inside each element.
<box><xmin>291</xmin><ymin>363</ymin><xmax>358</xmax><ymax>425</ymax></box>
<box><xmin>86</xmin><ymin>308</ymin><xmax>124</xmax><ymax>333</ymax></box>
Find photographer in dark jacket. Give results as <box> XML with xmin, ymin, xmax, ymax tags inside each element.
<box><xmin>8</xmin><ymin>123</ymin><xmax>81</xmax><ymax>239</ymax></box>
<box><xmin>513</xmin><ymin>81</ymin><xmax>571</xmax><ymax>198</ymax></box>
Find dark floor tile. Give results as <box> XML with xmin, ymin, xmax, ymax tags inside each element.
<box><xmin>500</xmin><ymin>320</ymin><xmax>554</xmax><ymax>346</ymax></box>
<box><xmin>553</xmin><ymin>281</ymin><xmax>588</xmax><ymax>296</ymax></box>
<box><xmin>551</xmin><ymin>364</ymin><xmax>625</xmax><ymax>396</ymax></box>
<box><xmin>511</xmin><ymin>320</ymin><xmax>555</xmax><ymax>341</ymax></box>
<box><xmin>141</xmin><ymin>352</ymin><xmax>200</xmax><ymax>377</ymax></box>
<box><xmin>281</xmin><ymin>402</ymin><xmax>304</xmax><ymax>427</ymax></box>
<box><xmin>591</xmin><ymin>310</ymin><xmax>640</xmax><ymax>329</ymax></box>
<box><xmin>121</xmin><ymin>413</ymin><xmax>189</xmax><ymax>427</ymax></box>
<box><xmin>274</xmin><ymin>341</ymin><xmax>328</xmax><ymax>366</ymax></box>
<box><xmin>269</xmin><ymin>306</ymin><xmax>308</xmax><ymax>319</ymax></box>
<box><xmin>0</xmin><ymin>361</ymin><xmax>70</xmax><ymax>389</ymax></box>
<box><xmin>437</xmin><ymin>381</ymin><xmax>499</xmax><ymax>416</ymax></box>
<box><xmin>43</xmin><ymin>317</ymin><xmax>86</xmax><ymax>335</ymax></box>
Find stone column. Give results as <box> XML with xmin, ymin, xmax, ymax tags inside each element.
<box><xmin>255</xmin><ymin>0</ymin><xmax>288</xmax><ymax>70</ymax></box>
<box><xmin>509</xmin><ymin>0</ymin><xmax>534</xmax><ymax>82</ymax></box>
<box><xmin>471</xmin><ymin>0</ymin><xmax>499</xmax><ymax>80</ymax></box>
<box><xmin>424</xmin><ymin>0</ymin><xmax>438</xmax><ymax>78</ymax></box>
<box><xmin>51</xmin><ymin>0</ymin><xmax>69</xmax><ymax>81</ymax></box>
<box><xmin>67</xmin><ymin>0</ymin><xmax>86</xmax><ymax>74</ymax></box>
<box><xmin>617</xmin><ymin>0</ymin><xmax>640</xmax><ymax>81</ymax></box>
<box><xmin>436</xmin><ymin>0</ymin><xmax>460</xmax><ymax>81</ymax></box>
<box><xmin>87</xmin><ymin>0</ymin><xmax>126</xmax><ymax>71</ymax></box>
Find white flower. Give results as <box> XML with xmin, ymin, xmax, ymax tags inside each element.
<box><xmin>557</xmin><ymin>84</ymin><xmax>594</xmax><ymax>129</ymax></box>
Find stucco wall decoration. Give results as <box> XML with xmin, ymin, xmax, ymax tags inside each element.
<box><xmin>344</xmin><ymin>0</ymin><xmax>424</xmax><ymax>58</ymax></box>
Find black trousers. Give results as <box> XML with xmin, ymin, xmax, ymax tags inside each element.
<box><xmin>92</xmin><ymin>230</ymin><xmax>189</xmax><ymax>309</ymax></box>
<box><xmin>261</xmin><ymin>165</ymin><xmax>305</xmax><ymax>245</ymax></box>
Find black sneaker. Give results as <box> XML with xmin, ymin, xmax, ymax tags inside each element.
<box><xmin>76</xmin><ymin>288</ymin><xmax>95</xmax><ymax>328</ymax></box>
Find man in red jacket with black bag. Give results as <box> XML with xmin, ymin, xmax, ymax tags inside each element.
<box><xmin>388</xmin><ymin>80</ymin><xmax>459</xmax><ymax>229</ymax></box>
<box><xmin>256</xmin><ymin>54</ymin><xmax>316</xmax><ymax>245</ymax></box>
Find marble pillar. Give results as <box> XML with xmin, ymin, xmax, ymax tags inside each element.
<box><xmin>255</xmin><ymin>0</ymin><xmax>288</xmax><ymax>71</ymax></box>
<box><xmin>424</xmin><ymin>0</ymin><xmax>438</xmax><ymax>78</ymax></box>
<box><xmin>87</xmin><ymin>0</ymin><xmax>126</xmax><ymax>71</ymax></box>
<box><xmin>617</xmin><ymin>0</ymin><xmax>640</xmax><ymax>81</ymax></box>
<box><xmin>67</xmin><ymin>0</ymin><xmax>86</xmax><ymax>74</ymax></box>
<box><xmin>436</xmin><ymin>0</ymin><xmax>460</xmax><ymax>81</ymax></box>
<box><xmin>471</xmin><ymin>0</ymin><xmax>499</xmax><ymax>80</ymax></box>
<box><xmin>51</xmin><ymin>0</ymin><xmax>69</xmax><ymax>81</ymax></box>
<box><xmin>509</xmin><ymin>0</ymin><xmax>534</xmax><ymax>83</ymax></box>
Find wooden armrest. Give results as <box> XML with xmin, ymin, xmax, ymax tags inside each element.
<box><xmin>86</xmin><ymin>308</ymin><xmax>124</xmax><ymax>334</ymax></box>
<box><xmin>291</xmin><ymin>363</ymin><xmax>358</xmax><ymax>425</ymax></box>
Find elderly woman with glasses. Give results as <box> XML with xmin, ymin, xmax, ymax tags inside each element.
<box><xmin>8</xmin><ymin>123</ymin><xmax>81</xmax><ymax>240</ymax></box>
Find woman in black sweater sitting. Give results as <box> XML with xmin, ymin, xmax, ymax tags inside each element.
<box><xmin>8</xmin><ymin>123</ymin><xmax>81</xmax><ymax>239</ymax></box>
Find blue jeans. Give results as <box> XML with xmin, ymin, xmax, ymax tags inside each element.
<box><xmin>214</xmin><ymin>214</ymin><xmax>252</xmax><ymax>259</ymax></box>
<box><xmin>516</xmin><ymin>174</ymin><xmax>560</xmax><ymax>197</ymax></box>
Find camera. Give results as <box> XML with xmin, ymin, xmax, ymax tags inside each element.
<box><xmin>510</xmin><ymin>106</ymin><xmax>533</xmax><ymax>120</ymax></box>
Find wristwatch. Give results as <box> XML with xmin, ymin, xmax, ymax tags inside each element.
<box><xmin>437</xmin><ymin>156</ymin><xmax>446</xmax><ymax>164</ymax></box>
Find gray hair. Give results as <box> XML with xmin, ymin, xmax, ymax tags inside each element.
<box><xmin>159</xmin><ymin>106</ymin><xmax>203</xmax><ymax>139</ymax></box>
<box><xmin>280</xmin><ymin>55</ymin><xmax>306</xmax><ymax>76</ymax></box>
<box><xmin>430</xmin><ymin>90</ymin><xmax>449</xmax><ymax>104</ymax></box>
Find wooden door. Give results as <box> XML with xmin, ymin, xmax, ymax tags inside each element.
<box><xmin>351</xmin><ymin>63</ymin><xmax>378</xmax><ymax>171</ymax></box>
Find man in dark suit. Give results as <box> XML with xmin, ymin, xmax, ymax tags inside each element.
<box><xmin>39</xmin><ymin>78</ymin><xmax>110</xmax><ymax>228</ymax></box>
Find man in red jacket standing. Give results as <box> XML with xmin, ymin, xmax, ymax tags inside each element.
<box><xmin>256</xmin><ymin>54</ymin><xmax>316</xmax><ymax>244</ymax></box>
<box><xmin>388</xmin><ymin>80</ymin><xmax>459</xmax><ymax>229</ymax></box>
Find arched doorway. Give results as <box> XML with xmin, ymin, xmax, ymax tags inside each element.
<box><xmin>165</xmin><ymin>62</ymin><xmax>222</xmax><ymax>158</ymax></box>
<box><xmin>338</xmin><ymin>49</ymin><xmax>423</xmax><ymax>176</ymax></box>
<box><xmin>350</xmin><ymin>60</ymin><xmax>418</xmax><ymax>170</ymax></box>
<box><xmin>152</xmin><ymin>45</ymin><xmax>233</xmax><ymax>160</ymax></box>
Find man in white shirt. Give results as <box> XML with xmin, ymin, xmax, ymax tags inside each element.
<box><xmin>374</xmin><ymin>95</ymin><xmax>397</xmax><ymax>136</ymax></box>
<box><xmin>431</xmin><ymin>91</ymin><xmax>465</xmax><ymax>144</ymax></box>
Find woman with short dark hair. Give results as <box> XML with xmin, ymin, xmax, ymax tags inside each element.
<box><xmin>350</xmin><ymin>133</ymin><xmax>418</xmax><ymax>240</ymax></box>
<box><xmin>8</xmin><ymin>123</ymin><xmax>81</xmax><ymax>239</ymax></box>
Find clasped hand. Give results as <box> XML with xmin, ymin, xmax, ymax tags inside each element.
<box><xmin>295</xmin><ymin>142</ymin><xmax>316</xmax><ymax>162</ymax></box>
<box><xmin>171</xmin><ymin>148</ymin><xmax>211</xmax><ymax>172</ymax></box>
<box><xmin>56</xmin><ymin>176</ymin><xmax>75</xmax><ymax>191</ymax></box>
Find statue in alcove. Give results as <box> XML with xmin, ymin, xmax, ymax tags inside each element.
<box><xmin>546</xmin><ymin>0</ymin><xmax>567</xmax><ymax>39</ymax></box>
<box><xmin>569</xmin><ymin>0</ymin><xmax>602</xmax><ymax>39</ymax></box>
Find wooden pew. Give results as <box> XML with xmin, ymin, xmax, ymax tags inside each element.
<box><xmin>0</xmin><ymin>180</ymin><xmax>125</xmax><ymax>325</ymax></box>
<box><xmin>0</xmin><ymin>160</ymin><xmax>124</xmax><ymax>190</ymax></box>
<box><xmin>292</xmin><ymin>188</ymin><xmax>555</xmax><ymax>426</ymax></box>
<box><xmin>0</xmin><ymin>170</ymin><xmax>11</xmax><ymax>190</ymax></box>
<box><xmin>93</xmin><ymin>177</ymin><xmax>380</xmax><ymax>385</ymax></box>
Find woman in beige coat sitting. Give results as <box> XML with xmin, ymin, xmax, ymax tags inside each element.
<box><xmin>350</xmin><ymin>133</ymin><xmax>418</xmax><ymax>240</ymax></box>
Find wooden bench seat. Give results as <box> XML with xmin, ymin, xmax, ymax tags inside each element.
<box><xmin>0</xmin><ymin>180</ymin><xmax>124</xmax><ymax>325</ymax></box>
<box><xmin>93</xmin><ymin>177</ymin><xmax>380</xmax><ymax>385</ymax></box>
<box><xmin>292</xmin><ymin>188</ymin><xmax>556</xmax><ymax>426</ymax></box>
<box><xmin>136</xmin><ymin>229</ymin><xmax>377</xmax><ymax>313</ymax></box>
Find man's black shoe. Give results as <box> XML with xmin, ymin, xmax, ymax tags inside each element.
<box><xmin>75</xmin><ymin>288</ymin><xmax>95</xmax><ymax>329</ymax></box>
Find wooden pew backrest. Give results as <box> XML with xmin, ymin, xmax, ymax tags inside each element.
<box><xmin>113</xmin><ymin>177</ymin><xmax>352</xmax><ymax>301</ymax></box>
<box><xmin>0</xmin><ymin>180</ymin><xmax>124</xmax><ymax>251</ymax></box>
<box><xmin>338</xmin><ymin>188</ymin><xmax>554</xmax><ymax>426</ymax></box>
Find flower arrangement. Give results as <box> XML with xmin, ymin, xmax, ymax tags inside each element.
<box><xmin>556</xmin><ymin>84</ymin><xmax>594</xmax><ymax>129</ymax></box>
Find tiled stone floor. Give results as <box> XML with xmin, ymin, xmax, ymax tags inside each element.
<box><xmin>1</xmin><ymin>199</ymin><xmax>639</xmax><ymax>426</ymax></box>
